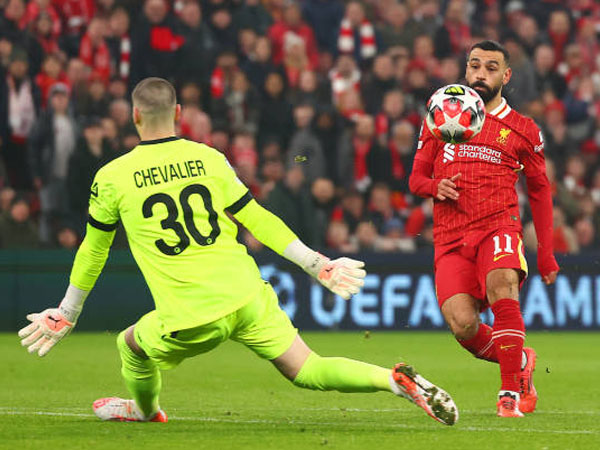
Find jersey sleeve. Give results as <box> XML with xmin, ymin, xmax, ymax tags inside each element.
<box><xmin>88</xmin><ymin>167</ymin><xmax>120</xmax><ymax>230</ymax></box>
<box><xmin>519</xmin><ymin>119</ymin><xmax>547</xmax><ymax>178</ymax></box>
<box><xmin>217</xmin><ymin>152</ymin><xmax>254</xmax><ymax>212</ymax></box>
<box><xmin>414</xmin><ymin>119</ymin><xmax>438</xmax><ymax>164</ymax></box>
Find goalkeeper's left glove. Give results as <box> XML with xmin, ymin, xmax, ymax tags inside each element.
<box><xmin>18</xmin><ymin>308</ymin><xmax>75</xmax><ymax>357</ymax></box>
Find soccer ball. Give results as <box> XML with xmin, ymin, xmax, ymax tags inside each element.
<box><xmin>425</xmin><ymin>84</ymin><xmax>486</xmax><ymax>143</ymax></box>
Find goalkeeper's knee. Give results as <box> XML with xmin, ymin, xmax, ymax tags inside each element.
<box><xmin>117</xmin><ymin>330</ymin><xmax>157</xmax><ymax>380</ymax></box>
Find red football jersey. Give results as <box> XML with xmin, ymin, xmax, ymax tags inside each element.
<box><xmin>414</xmin><ymin>98</ymin><xmax>547</xmax><ymax>246</ymax></box>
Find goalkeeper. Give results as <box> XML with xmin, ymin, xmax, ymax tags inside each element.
<box><xmin>18</xmin><ymin>77</ymin><xmax>457</xmax><ymax>426</ymax></box>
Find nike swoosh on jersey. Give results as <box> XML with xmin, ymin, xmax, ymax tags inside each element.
<box><xmin>493</xmin><ymin>253</ymin><xmax>512</xmax><ymax>262</ymax></box>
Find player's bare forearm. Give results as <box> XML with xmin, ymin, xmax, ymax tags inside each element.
<box><xmin>526</xmin><ymin>173</ymin><xmax>559</xmax><ymax>283</ymax></box>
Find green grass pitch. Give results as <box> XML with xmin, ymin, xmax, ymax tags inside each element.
<box><xmin>2</xmin><ymin>331</ymin><xmax>599</xmax><ymax>450</ymax></box>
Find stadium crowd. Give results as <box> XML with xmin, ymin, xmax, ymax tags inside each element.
<box><xmin>0</xmin><ymin>0</ymin><xmax>599</xmax><ymax>255</ymax></box>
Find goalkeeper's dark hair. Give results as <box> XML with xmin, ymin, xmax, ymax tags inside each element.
<box><xmin>132</xmin><ymin>77</ymin><xmax>177</xmax><ymax>125</ymax></box>
<box><xmin>469</xmin><ymin>40</ymin><xmax>510</xmax><ymax>65</ymax></box>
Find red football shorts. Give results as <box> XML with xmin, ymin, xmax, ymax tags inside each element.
<box><xmin>434</xmin><ymin>229</ymin><xmax>528</xmax><ymax>310</ymax></box>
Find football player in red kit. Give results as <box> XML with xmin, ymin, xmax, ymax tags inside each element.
<box><xmin>409</xmin><ymin>40</ymin><xmax>559</xmax><ymax>417</ymax></box>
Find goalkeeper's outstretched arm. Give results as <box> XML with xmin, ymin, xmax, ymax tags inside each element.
<box><xmin>18</xmin><ymin>224</ymin><xmax>115</xmax><ymax>356</ymax></box>
<box><xmin>233</xmin><ymin>199</ymin><xmax>366</xmax><ymax>299</ymax></box>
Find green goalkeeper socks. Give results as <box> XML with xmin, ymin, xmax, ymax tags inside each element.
<box><xmin>293</xmin><ymin>352</ymin><xmax>392</xmax><ymax>393</ymax></box>
<box><xmin>117</xmin><ymin>330</ymin><xmax>161</xmax><ymax>418</ymax></box>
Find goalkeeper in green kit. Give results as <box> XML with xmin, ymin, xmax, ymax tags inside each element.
<box><xmin>18</xmin><ymin>78</ymin><xmax>458</xmax><ymax>426</ymax></box>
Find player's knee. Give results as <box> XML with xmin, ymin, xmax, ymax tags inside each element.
<box><xmin>449</xmin><ymin>316</ymin><xmax>479</xmax><ymax>340</ymax></box>
<box><xmin>486</xmin><ymin>269</ymin><xmax>519</xmax><ymax>302</ymax></box>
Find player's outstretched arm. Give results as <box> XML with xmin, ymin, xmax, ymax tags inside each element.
<box><xmin>233</xmin><ymin>199</ymin><xmax>366</xmax><ymax>299</ymax></box>
<box><xmin>18</xmin><ymin>224</ymin><xmax>116</xmax><ymax>356</ymax></box>
<box><xmin>526</xmin><ymin>173</ymin><xmax>559</xmax><ymax>284</ymax></box>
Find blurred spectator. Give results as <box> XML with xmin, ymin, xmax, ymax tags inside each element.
<box><xmin>31</xmin><ymin>11</ymin><xmax>60</xmax><ymax>55</ymax></box>
<box><xmin>282</xmin><ymin>30</ymin><xmax>311</xmax><ymax>89</ymax></box>
<box><xmin>525</xmin><ymin>206</ymin><xmax>578</xmax><ymax>254</ymax></box>
<box><xmin>56</xmin><ymin>226</ymin><xmax>78</xmax><ymax>249</ymax></box>
<box><xmin>514</xmin><ymin>15</ymin><xmax>543</xmax><ymax>57</ymax></box>
<box><xmin>107</xmin><ymin>7</ymin><xmax>132</xmax><ymax>82</ymax></box>
<box><xmin>311</xmin><ymin>177</ymin><xmax>336</xmax><ymax>248</ymax></box>
<box><xmin>288</xmin><ymin>69</ymin><xmax>330</xmax><ymax>108</ymax></box>
<box><xmin>208</xmin><ymin>7</ymin><xmax>237</xmax><ymax>53</ymax></box>
<box><xmin>337</xmin><ymin>114</ymin><xmax>391</xmax><ymax>192</ymax></box>
<box><xmin>388</xmin><ymin>120</ymin><xmax>416</xmax><ymax>193</ymax></box>
<box><xmin>268</xmin><ymin>1</ymin><xmax>319</xmax><ymax>70</ymax></box>
<box><xmin>20</xmin><ymin>0</ymin><xmax>61</xmax><ymax>39</ymax></box>
<box><xmin>265</xmin><ymin>165</ymin><xmax>316</xmax><ymax>245</ymax></box>
<box><xmin>79</xmin><ymin>16</ymin><xmax>110</xmax><ymax>83</ymax></box>
<box><xmin>130</xmin><ymin>0</ymin><xmax>185</xmax><ymax>85</ymax></box>
<box><xmin>286</xmin><ymin>102</ymin><xmax>325</xmax><ymax>184</ymax></box>
<box><xmin>231</xmin><ymin>132</ymin><xmax>260</xmax><ymax>198</ymax></box>
<box><xmin>35</xmin><ymin>53</ymin><xmax>68</xmax><ymax>108</ymax></box>
<box><xmin>257</xmin><ymin>71</ymin><xmax>293</xmax><ymax>149</ymax></box>
<box><xmin>439</xmin><ymin>57</ymin><xmax>461</xmax><ymax>85</ymax></box>
<box><xmin>52</xmin><ymin>0</ymin><xmax>95</xmax><ymax>55</ymax></box>
<box><xmin>214</xmin><ymin>71</ymin><xmax>260</xmax><ymax>134</ymax></box>
<box><xmin>329</xmin><ymin>54</ymin><xmax>361</xmax><ymax>109</ymax></box>
<box><xmin>313</xmin><ymin>106</ymin><xmax>340</xmax><ymax>182</ymax></box>
<box><xmin>0</xmin><ymin>196</ymin><xmax>39</xmax><ymax>248</ymax></box>
<box><xmin>326</xmin><ymin>219</ymin><xmax>357</xmax><ymax>252</ymax></box>
<box><xmin>180</xmin><ymin>106</ymin><xmax>212</xmax><ymax>145</ymax></box>
<box><xmin>67</xmin><ymin>117</ymin><xmax>109</xmax><ymax>235</ymax></box>
<box><xmin>28</xmin><ymin>82</ymin><xmax>76</xmax><ymax>243</ymax></box>
<box><xmin>337</xmin><ymin>1</ymin><xmax>377</xmax><ymax>65</ymax></box>
<box><xmin>233</xmin><ymin>0</ymin><xmax>273</xmax><ymax>35</ymax></box>
<box><xmin>361</xmin><ymin>54</ymin><xmax>396</xmax><ymax>115</ymax></box>
<box><xmin>533</xmin><ymin>44</ymin><xmax>567</xmax><ymax>99</ymax></box>
<box><xmin>378</xmin><ymin>2</ymin><xmax>415</xmax><ymax>51</ymax></box>
<box><xmin>0</xmin><ymin>48</ymin><xmax>40</xmax><ymax>190</ymax></box>
<box><xmin>546</xmin><ymin>9</ymin><xmax>573</xmax><ymax>65</ymax></box>
<box><xmin>503</xmin><ymin>37</ymin><xmax>537</xmax><ymax>110</ymax></box>
<box><xmin>240</xmin><ymin>36</ymin><xmax>278</xmax><ymax>96</ymax></box>
<box><xmin>301</xmin><ymin>0</ymin><xmax>344</xmax><ymax>56</ymax></box>
<box><xmin>0</xmin><ymin>186</ymin><xmax>16</xmax><ymax>219</ymax></box>
<box><xmin>434</xmin><ymin>0</ymin><xmax>471</xmax><ymax>59</ymax></box>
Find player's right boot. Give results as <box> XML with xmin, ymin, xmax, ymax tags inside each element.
<box><xmin>496</xmin><ymin>391</ymin><xmax>524</xmax><ymax>417</ymax></box>
<box><xmin>93</xmin><ymin>397</ymin><xmax>168</xmax><ymax>422</ymax></box>
<box><xmin>519</xmin><ymin>347</ymin><xmax>538</xmax><ymax>413</ymax></box>
<box><xmin>391</xmin><ymin>363</ymin><xmax>458</xmax><ymax>426</ymax></box>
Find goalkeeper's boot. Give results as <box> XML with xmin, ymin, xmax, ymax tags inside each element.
<box><xmin>391</xmin><ymin>363</ymin><xmax>458</xmax><ymax>426</ymax></box>
<box><xmin>93</xmin><ymin>397</ymin><xmax>168</xmax><ymax>422</ymax></box>
<box><xmin>496</xmin><ymin>391</ymin><xmax>524</xmax><ymax>417</ymax></box>
<box><xmin>519</xmin><ymin>347</ymin><xmax>538</xmax><ymax>413</ymax></box>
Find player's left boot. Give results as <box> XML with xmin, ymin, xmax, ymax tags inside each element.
<box><xmin>93</xmin><ymin>397</ymin><xmax>168</xmax><ymax>422</ymax></box>
<box><xmin>496</xmin><ymin>391</ymin><xmax>523</xmax><ymax>417</ymax></box>
<box><xmin>391</xmin><ymin>363</ymin><xmax>458</xmax><ymax>426</ymax></box>
<box><xmin>519</xmin><ymin>347</ymin><xmax>538</xmax><ymax>413</ymax></box>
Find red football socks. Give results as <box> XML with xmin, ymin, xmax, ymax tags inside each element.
<box><xmin>491</xmin><ymin>298</ymin><xmax>525</xmax><ymax>392</ymax></box>
<box><xmin>457</xmin><ymin>323</ymin><xmax>498</xmax><ymax>362</ymax></box>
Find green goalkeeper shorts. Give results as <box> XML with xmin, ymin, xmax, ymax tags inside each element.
<box><xmin>133</xmin><ymin>281</ymin><xmax>298</xmax><ymax>370</ymax></box>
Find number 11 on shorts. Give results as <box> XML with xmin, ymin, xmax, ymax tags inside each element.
<box><xmin>493</xmin><ymin>234</ymin><xmax>514</xmax><ymax>255</ymax></box>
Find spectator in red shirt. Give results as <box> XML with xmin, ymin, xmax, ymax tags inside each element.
<box><xmin>20</xmin><ymin>0</ymin><xmax>61</xmax><ymax>38</ymax></box>
<box><xmin>35</xmin><ymin>53</ymin><xmax>69</xmax><ymax>108</ymax></box>
<box><xmin>79</xmin><ymin>16</ymin><xmax>111</xmax><ymax>83</ymax></box>
<box><xmin>268</xmin><ymin>1</ymin><xmax>319</xmax><ymax>70</ymax></box>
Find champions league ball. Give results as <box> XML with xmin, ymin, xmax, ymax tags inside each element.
<box><xmin>425</xmin><ymin>84</ymin><xmax>486</xmax><ymax>144</ymax></box>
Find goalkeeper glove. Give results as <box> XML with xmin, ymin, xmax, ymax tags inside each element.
<box><xmin>305</xmin><ymin>253</ymin><xmax>366</xmax><ymax>300</ymax></box>
<box><xmin>18</xmin><ymin>308</ymin><xmax>75</xmax><ymax>357</ymax></box>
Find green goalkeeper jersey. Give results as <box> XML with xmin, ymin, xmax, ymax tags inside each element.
<box><xmin>87</xmin><ymin>137</ymin><xmax>265</xmax><ymax>332</ymax></box>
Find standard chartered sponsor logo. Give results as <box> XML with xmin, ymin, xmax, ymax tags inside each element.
<box><xmin>456</xmin><ymin>144</ymin><xmax>502</xmax><ymax>164</ymax></box>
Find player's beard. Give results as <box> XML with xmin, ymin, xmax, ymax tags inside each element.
<box><xmin>469</xmin><ymin>80</ymin><xmax>502</xmax><ymax>104</ymax></box>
